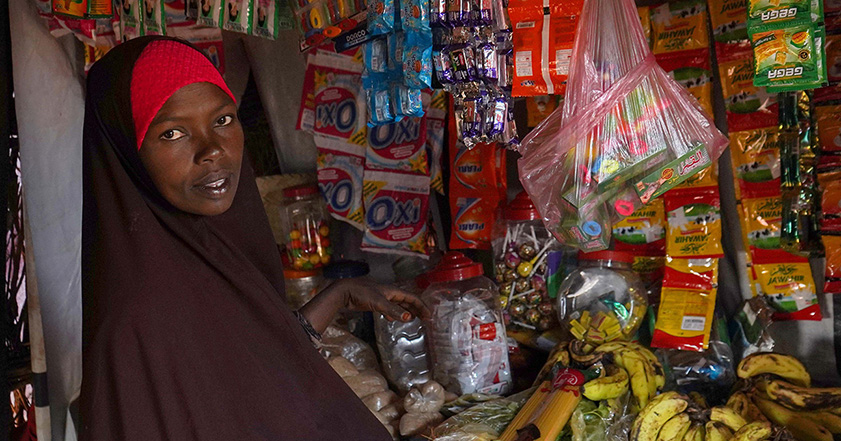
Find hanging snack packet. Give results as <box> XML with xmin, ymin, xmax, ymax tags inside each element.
<box><xmin>317</xmin><ymin>138</ymin><xmax>366</xmax><ymax>229</ymax></box>
<box><xmin>730</xmin><ymin>128</ymin><xmax>781</xmax><ymax>195</ymax></box>
<box><xmin>650</xmin><ymin>0</ymin><xmax>710</xmax><ymax>55</ymax></box>
<box><xmin>638</xmin><ymin>6</ymin><xmax>651</xmax><ymax>47</ymax></box>
<box><xmin>52</xmin><ymin>0</ymin><xmax>112</xmax><ymax>18</ymax></box>
<box><xmin>709</xmin><ymin>0</ymin><xmax>748</xmax><ymax>43</ymax></box>
<box><xmin>747</xmin><ymin>0</ymin><xmax>821</xmax><ymax>30</ymax></box>
<box><xmin>364</xmin><ymin>37</ymin><xmax>389</xmax><ymax>74</ymax></box>
<box><xmin>366</xmin><ymin>116</ymin><xmax>429</xmax><ymax>174</ymax></box>
<box><xmin>655</xmin><ymin>48</ymin><xmax>714</xmax><ymax>117</ymax></box>
<box><xmin>651</xmin><ymin>258</ymin><xmax>719</xmax><ymax>352</ymax></box>
<box><xmin>368</xmin><ymin>0</ymin><xmax>396</xmax><ymax>35</ymax></box>
<box><xmin>143</xmin><ymin>0</ymin><xmax>166</xmax><ymax>35</ymax></box>
<box><xmin>403</xmin><ymin>32</ymin><xmax>433</xmax><ymax>89</ymax></box>
<box><xmin>612</xmin><ymin>197</ymin><xmax>666</xmax><ymax>256</ymax></box>
<box><xmin>823</xmin><ymin>235</ymin><xmax>841</xmax><ymax>294</ymax></box>
<box><xmin>391</xmin><ymin>84</ymin><xmax>424</xmax><ymax>118</ymax></box>
<box><xmin>676</xmin><ymin>161</ymin><xmax>718</xmax><ymax>190</ymax></box>
<box><xmin>815</xmin><ymin>103</ymin><xmax>841</xmax><ymax>152</ymax></box>
<box><xmin>119</xmin><ymin>0</ymin><xmax>144</xmax><ymax>39</ymax></box>
<box><xmin>197</xmin><ymin>0</ymin><xmax>225</xmax><ymax>27</ymax></box>
<box><xmin>740</xmin><ymin>186</ymin><xmax>812</xmax><ymax>264</ymax></box>
<box><xmin>824</xmin><ymin>31</ymin><xmax>841</xmax><ymax>83</ymax></box>
<box><xmin>751</xmin><ymin>260</ymin><xmax>821</xmax><ymax>321</ymax></box>
<box><xmin>252</xmin><ymin>0</ymin><xmax>282</xmax><ymax>39</ymax></box>
<box><xmin>400</xmin><ymin>0</ymin><xmax>429</xmax><ymax>30</ymax></box>
<box><xmin>223</xmin><ymin>0</ymin><xmax>252</xmax><ymax>33</ymax></box>
<box><xmin>426</xmin><ymin>101</ymin><xmax>447</xmax><ymax>195</ymax></box>
<box><xmin>751</xmin><ymin>23</ymin><xmax>828</xmax><ymax>92</ymax></box>
<box><xmin>361</xmin><ymin>171</ymin><xmax>431</xmax><ymax>256</ymax></box>
<box><xmin>717</xmin><ymin>41</ymin><xmax>779</xmax><ymax>132</ymax></box>
<box><xmin>507</xmin><ymin>0</ymin><xmax>583</xmax><ymax>96</ymax></box>
<box><xmin>634</xmin><ymin>255</ymin><xmax>666</xmax><ymax>289</ymax></box>
<box><xmin>665</xmin><ymin>187</ymin><xmax>724</xmax><ymax>258</ymax></box>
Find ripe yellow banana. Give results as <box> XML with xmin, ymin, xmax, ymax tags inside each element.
<box><xmin>683</xmin><ymin>422</ymin><xmax>705</xmax><ymax>441</ymax></box>
<box><xmin>710</xmin><ymin>405</ymin><xmax>748</xmax><ymax>432</ymax></box>
<box><xmin>597</xmin><ymin>342</ymin><xmax>666</xmax><ymax>392</ymax></box>
<box><xmin>736</xmin><ymin>353</ymin><xmax>811</xmax><ymax>387</ymax></box>
<box><xmin>765</xmin><ymin>379</ymin><xmax>841</xmax><ymax>411</ymax></box>
<box><xmin>732</xmin><ymin>421</ymin><xmax>772</xmax><ymax>441</ymax></box>
<box><xmin>704</xmin><ymin>421</ymin><xmax>733</xmax><ymax>441</ymax></box>
<box><xmin>631</xmin><ymin>392</ymin><xmax>690</xmax><ymax>441</ymax></box>
<box><xmin>657</xmin><ymin>412</ymin><xmax>692</xmax><ymax>441</ymax></box>
<box><xmin>689</xmin><ymin>391</ymin><xmax>709</xmax><ymax>409</ymax></box>
<box><xmin>726</xmin><ymin>392</ymin><xmax>768</xmax><ymax>424</ymax></box>
<box><xmin>752</xmin><ymin>394</ymin><xmax>833</xmax><ymax>441</ymax></box>
<box><xmin>610</xmin><ymin>348</ymin><xmax>654</xmax><ymax>408</ymax></box>
<box><xmin>582</xmin><ymin>364</ymin><xmax>630</xmax><ymax>401</ymax></box>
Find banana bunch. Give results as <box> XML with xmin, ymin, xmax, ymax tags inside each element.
<box><xmin>583</xmin><ymin>341</ymin><xmax>665</xmax><ymax>409</ymax></box>
<box><xmin>733</xmin><ymin>352</ymin><xmax>841</xmax><ymax>441</ymax></box>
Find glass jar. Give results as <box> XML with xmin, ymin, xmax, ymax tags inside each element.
<box><xmin>556</xmin><ymin>251</ymin><xmax>647</xmax><ymax>344</ymax></box>
<box><xmin>492</xmin><ymin>191</ymin><xmax>575</xmax><ymax>332</ymax></box>
<box><xmin>279</xmin><ymin>184</ymin><xmax>332</xmax><ymax>270</ymax></box>
<box><xmin>419</xmin><ymin>252</ymin><xmax>512</xmax><ymax>396</ymax></box>
<box><xmin>283</xmin><ymin>268</ymin><xmax>324</xmax><ymax>310</ymax></box>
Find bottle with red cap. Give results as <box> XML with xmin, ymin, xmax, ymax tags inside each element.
<box><xmin>417</xmin><ymin>251</ymin><xmax>512</xmax><ymax>396</ymax></box>
<box><xmin>556</xmin><ymin>250</ymin><xmax>647</xmax><ymax>345</ymax></box>
<box><xmin>279</xmin><ymin>184</ymin><xmax>333</xmax><ymax>270</ymax></box>
<box><xmin>492</xmin><ymin>191</ymin><xmax>574</xmax><ymax>332</ymax></box>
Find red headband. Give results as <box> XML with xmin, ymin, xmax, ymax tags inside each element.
<box><xmin>130</xmin><ymin>40</ymin><xmax>236</xmax><ymax>150</ymax></box>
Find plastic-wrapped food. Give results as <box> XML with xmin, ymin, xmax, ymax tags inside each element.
<box><xmin>404</xmin><ymin>381</ymin><xmax>446</xmax><ymax>413</ymax></box>
<box><xmin>364</xmin><ymin>390</ymin><xmax>400</xmax><ymax>412</ymax></box>
<box><xmin>518</xmin><ymin>0</ymin><xmax>728</xmax><ymax>252</ymax></box>
<box><xmin>400</xmin><ymin>411</ymin><xmax>445</xmax><ymax>436</ymax></box>
<box><xmin>431</xmin><ymin>389</ymin><xmax>531</xmax><ymax>441</ymax></box>
<box><xmin>346</xmin><ymin>370</ymin><xmax>389</xmax><ymax>398</ymax></box>
<box><xmin>730</xmin><ymin>297</ymin><xmax>775</xmax><ymax>359</ymax></box>
<box><xmin>377</xmin><ymin>401</ymin><xmax>404</xmax><ymax>422</ymax></box>
<box><xmin>321</xmin><ymin>325</ymin><xmax>381</xmax><ymax>370</ymax></box>
<box><xmin>328</xmin><ymin>355</ymin><xmax>360</xmax><ymax>378</ymax></box>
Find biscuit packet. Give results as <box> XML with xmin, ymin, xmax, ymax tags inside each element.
<box><xmin>361</xmin><ymin>171</ymin><xmax>431</xmax><ymax>256</ymax></box>
<box><xmin>823</xmin><ymin>235</ymin><xmax>841</xmax><ymax>294</ymax></box>
<box><xmin>665</xmin><ymin>187</ymin><xmax>724</xmax><ymax>258</ymax></box>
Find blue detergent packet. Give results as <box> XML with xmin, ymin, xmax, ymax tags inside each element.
<box><xmin>392</xmin><ymin>84</ymin><xmax>424</xmax><ymax>118</ymax></box>
<box><xmin>367</xmin><ymin>0</ymin><xmax>395</xmax><ymax>35</ymax></box>
<box><xmin>364</xmin><ymin>38</ymin><xmax>389</xmax><ymax>73</ymax></box>
<box><xmin>402</xmin><ymin>31</ymin><xmax>433</xmax><ymax>89</ymax></box>
<box><xmin>400</xmin><ymin>0</ymin><xmax>429</xmax><ymax>31</ymax></box>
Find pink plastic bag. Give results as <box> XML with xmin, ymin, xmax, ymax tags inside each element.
<box><xmin>517</xmin><ymin>0</ymin><xmax>728</xmax><ymax>252</ymax></box>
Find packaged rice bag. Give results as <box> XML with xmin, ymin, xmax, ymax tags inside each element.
<box><xmin>655</xmin><ymin>48</ymin><xmax>714</xmax><ymax>117</ymax></box>
<box><xmin>52</xmin><ymin>0</ymin><xmax>112</xmax><ymax>18</ymax></box>
<box><xmin>426</xmin><ymin>99</ymin><xmax>447</xmax><ymax>194</ymax></box>
<box><xmin>815</xmin><ymin>103</ymin><xmax>841</xmax><ymax>152</ymax></box>
<box><xmin>717</xmin><ymin>42</ymin><xmax>779</xmax><ymax>132</ymax></box>
<box><xmin>362</xmin><ymin>171</ymin><xmax>431</xmax><ymax>256</ymax></box>
<box><xmin>366</xmin><ymin>116</ymin><xmax>429</xmax><ymax>174</ymax></box>
<box><xmin>730</xmin><ymin>128</ymin><xmax>782</xmax><ymax>195</ymax></box>
<box><xmin>252</xmin><ymin>0</ymin><xmax>282</xmax><ymax>39</ymax></box>
<box><xmin>751</xmin><ymin>260</ymin><xmax>821</xmax><ymax>320</ymax></box>
<box><xmin>198</xmin><ymin>0</ymin><xmax>225</xmax><ymax>27</ymax></box>
<box><xmin>708</xmin><ymin>0</ymin><xmax>748</xmax><ymax>43</ymax></box>
<box><xmin>823</xmin><ymin>235</ymin><xmax>841</xmax><ymax>294</ymax></box>
<box><xmin>638</xmin><ymin>6</ymin><xmax>652</xmax><ymax>47</ymax></box>
<box><xmin>651</xmin><ymin>257</ymin><xmax>719</xmax><ymax>351</ymax></box>
<box><xmin>143</xmin><ymin>0</ymin><xmax>166</xmax><ymax>35</ymax></box>
<box><xmin>665</xmin><ymin>187</ymin><xmax>724</xmax><ymax>258</ymax></box>
<box><xmin>612</xmin><ymin>197</ymin><xmax>666</xmax><ymax>256</ymax></box>
<box><xmin>317</xmin><ymin>138</ymin><xmax>366</xmax><ymax>229</ymax></box>
<box><xmin>650</xmin><ymin>0</ymin><xmax>710</xmax><ymax>55</ymax></box>
<box><xmin>751</xmin><ymin>23</ymin><xmax>827</xmax><ymax>92</ymax></box>
<box><xmin>507</xmin><ymin>0</ymin><xmax>583</xmax><ymax>96</ymax></box>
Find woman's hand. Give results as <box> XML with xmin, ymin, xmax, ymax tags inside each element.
<box><xmin>298</xmin><ymin>278</ymin><xmax>431</xmax><ymax>334</ymax></box>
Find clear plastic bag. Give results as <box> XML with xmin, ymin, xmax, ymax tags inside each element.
<box><xmin>432</xmin><ymin>389</ymin><xmax>531</xmax><ymax>441</ymax></box>
<box><xmin>517</xmin><ymin>0</ymin><xmax>728</xmax><ymax>252</ymax></box>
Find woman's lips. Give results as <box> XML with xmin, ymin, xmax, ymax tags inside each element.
<box><xmin>194</xmin><ymin>171</ymin><xmax>233</xmax><ymax>198</ymax></box>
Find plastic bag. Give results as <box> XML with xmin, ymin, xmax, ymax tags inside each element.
<box><xmin>404</xmin><ymin>381</ymin><xmax>446</xmax><ymax>413</ymax></box>
<box><xmin>321</xmin><ymin>325</ymin><xmax>381</xmax><ymax>371</ymax></box>
<box><xmin>431</xmin><ymin>390</ymin><xmax>531</xmax><ymax>441</ymax></box>
<box><xmin>517</xmin><ymin>0</ymin><xmax>728</xmax><ymax>252</ymax></box>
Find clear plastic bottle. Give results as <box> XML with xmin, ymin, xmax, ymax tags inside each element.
<box><xmin>556</xmin><ymin>251</ymin><xmax>647</xmax><ymax>344</ymax></box>
<box><xmin>374</xmin><ymin>256</ymin><xmax>435</xmax><ymax>393</ymax></box>
<box><xmin>279</xmin><ymin>184</ymin><xmax>332</xmax><ymax>270</ymax></box>
<box><xmin>419</xmin><ymin>252</ymin><xmax>512</xmax><ymax>396</ymax></box>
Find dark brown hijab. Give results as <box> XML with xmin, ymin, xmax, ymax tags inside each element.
<box><xmin>80</xmin><ymin>36</ymin><xmax>390</xmax><ymax>440</ymax></box>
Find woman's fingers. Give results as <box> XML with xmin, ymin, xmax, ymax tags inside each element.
<box><xmin>381</xmin><ymin>287</ymin><xmax>431</xmax><ymax>320</ymax></box>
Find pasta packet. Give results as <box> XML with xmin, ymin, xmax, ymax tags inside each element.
<box><xmin>664</xmin><ymin>187</ymin><xmax>724</xmax><ymax>258</ymax></box>
<box><xmin>708</xmin><ymin>0</ymin><xmax>748</xmax><ymax>43</ymax></box>
<box><xmin>751</xmin><ymin>259</ymin><xmax>821</xmax><ymax>321</ymax></box>
<box><xmin>650</xmin><ymin>0</ymin><xmax>710</xmax><ymax>54</ymax></box>
<box><xmin>716</xmin><ymin>41</ymin><xmax>779</xmax><ymax>132</ymax></box>
<box><xmin>317</xmin><ymin>138</ymin><xmax>366</xmax><ymax>229</ymax></box>
<box><xmin>362</xmin><ymin>171</ymin><xmax>431</xmax><ymax>256</ymax></box>
<box><xmin>651</xmin><ymin>257</ymin><xmax>719</xmax><ymax>351</ymax></box>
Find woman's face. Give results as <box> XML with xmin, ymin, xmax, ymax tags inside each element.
<box><xmin>139</xmin><ymin>82</ymin><xmax>243</xmax><ymax>216</ymax></box>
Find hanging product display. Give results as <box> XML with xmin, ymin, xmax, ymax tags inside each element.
<box><xmin>426</xmin><ymin>90</ymin><xmax>448</xmax><ymax>194</ymax></box>
<box><xmin>448</xmin><ymin>141</ymin><xmax>506</xmax><ymax>250</ymax></box>
<box><xmin>292</xmin><ymin>0</ymin><xmax>365</xmax><ymax>49</ymax></box>
<box><xmin>708</xmin><ymin>0</ymin><xmax>748</xmax><ymax>43</ymax></box>
<box><xmin>649</xmin><ymin>0</ymin><xmax>710</xmax><ymax>55</ymax></box>
<box><xmin>655</xmin><ymin>48</ymin><xmax>714</xmax><ymax>118</ymax></box>
<box><xmin>717</xmin><ymin>41</ymin><xmax>779</xmax><ymax>133</ymax></box>
<box><xmin>517</xmin><ymin>0</ymin><xmax>728</xmax><ymax>252</ymax></box>
<box><xmin>52</xmin><ymin>0</ymin><xmax>112</xmax><ymax>18</ymax></box>
<box><xmin>361</xmin><ymin>170</ymin><xmax>431</xmax><ymax>256</ymax></box>
<box><xmin>651</xmin><ymin>258</ymin><xmax>719</xmax><ymax>352</ymax></box>
<box><xmin>664</xmin><ymin>187</ymin><xmax>724</xmax><ymax>259</ymax></box>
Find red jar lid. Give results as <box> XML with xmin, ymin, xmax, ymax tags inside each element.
<box><xmin>283</xmin><ymin>268</ymin><xmax>321</xmax><ymax>279</ymax></box>
<box><xmin>283</xmin><ymin>184</ymin><xmax>319</xmax><ymax>199</ymax></box>
<box><xmin>577</xmin><ymin>250</ymin><xmax>634</xmax><ymax>264</ymax></box>
<box><xmin>505</xmin><ymin>191</ymin><xmax>540</xmax><ymax>221</ymax></box>
<box><xmin>417</xmin><ymin>252</ymin><xmax>484</xmax><ymax>289</ymax></box>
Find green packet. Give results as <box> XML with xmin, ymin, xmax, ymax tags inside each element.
<box><xmin>751</xmin><ymin>22</ymin><xmax>827</xmax><ymax>91</ymax></box>
<box><xmin>747</xmin><ymin>0</ymin><xmax>823</xmax><ymax>31</ymax></box>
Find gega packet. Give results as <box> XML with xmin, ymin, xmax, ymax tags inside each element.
<box><xmin>361</xmin><ymin>171</ymin><xmax>431</xmax><ymax>256</ymax></box>
<box><xmin>507</xmin><ymin>0</ymin><xmax>583</xmax><ymax>96</ymax></box>
<box><xmin>665</xmin><ymin>187</ymin><xmax>724</xmax><ymax>258</ymax></box>
<box><xmin>612</xmin><ymin>197</ymin><xmax>666</xmax><ymax>256</ymax></box>
<box><xmin>52</xmin><ymin>0</ymin><xmax>112</xmax><ymax>18</ymax></box>
<box><xmin>747</xmin><ymin>0</ymin><xmax>821</xmax><ymax>30</ymax></box>
<box><xmin>317</xmin><ymin>137</ymin><xmax>366</xmax><ymax>230</ymax></box>
<box><xmin>197</xmin><ymin>0</ymin><xmax>225</xmax><ymax>27</ymax></box>
<box><xmin>751</xmin><ymin>258</ymin><xmax>821</xmax><ymax>321</ymax></box>
<box><xmin>651</xmin><ymin>257</ymin><xmax>719</xmax><ymax>351</ymax></box>
<box><xmin>223</xmin><ymin>0</ymin><xmax>252</xmax><ymax>34</ymax></box>
<box><xmin>716</xmin><ymin>41</ymin><xmax>779</xmax><ymax>132</ymax></box>
<box><xmin>365</xmin><ymin>115</ymin><xmax>429</xmax><ymax>175</ymax></box>
<box><xmin>655</xmin><ymin>48</ymin><xmax>714</xmax><ymax>118</ymax></box>
<box><xmin>650</xmin><ymin>0</ymin><xmax>710</xmax><ymax>54</ymax></box>
<box><xmin>708</xmin><ymin>0</ymin><xmax>748</xmax><ymax>43</ymax></box>
<box><xmin>751</xmin><ymin>23</ymin><xmax>826</xmax><ymax>92</ymax></box>
<box><xmin>142</xmin><ymin>0</ymin><xmax>166</xmax><ymax>35</ymax></box>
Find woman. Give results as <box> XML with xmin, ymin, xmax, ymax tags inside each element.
<box><xmin>81</xmin><ymin>36</ymin><xmax>428</xmax><ymax>440</ymax></box>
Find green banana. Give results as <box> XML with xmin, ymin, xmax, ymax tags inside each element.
<box><xmin>737</xmin><ymin>353</ymin><xmax>811</xmax><ymax>387</ymax></box>
<box><xmin>631</xmin><ymin>392</ymin><xmax>690</xmax><ymax>441</ymax></box>
<box><xmin>710</xmin><ymin>405</ymin><xmax>748</xmax><ymax>432</ymax></box>
<box><xmin>582</xmin><ymin>364</ymin><xmax>630</xmax><ymax>401</ymax></box>
<box><xmin>732</xmin><ymin>421</ymin><xmax>772</xmax><ymax>441</ymax></box>
<box><xmin>657</xmin><ymin>412</ymin><xmax>692</xmax><ymax>441</ymax></box>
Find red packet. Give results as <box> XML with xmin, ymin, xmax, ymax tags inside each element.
<box><xmin>361</xmin><ymin>171</ymin><xmax>430</xmax><ymax>256</ymax></box>
<box><xmin>716</xmin><ymin>41</ymin><xmax>778</xmax><ymax>133</ymax></box>
<box><xmin>365</xmin><ymin>116</ymin><xmax>429</xmax><ymax>175</ymax></box>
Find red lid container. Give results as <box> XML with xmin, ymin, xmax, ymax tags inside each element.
<box><xmin>577</xmin><ymin>250</ymin><xmax>633</xmax><ymax>264</ymax></box>
<box><xmin>505</xmin><ymin>191</ymin><xmax>540</xmax><ymax>221</ymax></box>
<box><xmin>282</xmin><ymin>184</ymin><xmax>319</xmax><ymax>199</ymax></box>
<box><xmin>417</xmin><ymin>252</ymin><xmax>484</xmax><ymax>289</ymax></box>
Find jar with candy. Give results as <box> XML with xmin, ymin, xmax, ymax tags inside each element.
<box><xmin>556</xmin><ymin>251</ymin><xmax>647</xmax><ymax>345</ymax></box>
<box><xmin>418</xmin><ymin>252</ymin><xmax>512</xmax><ymax>396</ymax></box>
<box><xmin>279</xmin><ymin>184</ymin><xmax>332</xmax><ymax>270</ymax></box>
<box><xmin>283</xmin><ymin>268</ymin><xmax>324</xmax><ymax>310</ymax></box>
<box><xmin>492</xmin><ymin>191</ymin><xmax>572</xmax><ymax>332</ymax></box>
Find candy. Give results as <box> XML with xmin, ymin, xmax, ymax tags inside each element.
<box><xmin>530</xmin><ymin>274</ymin><xmax>545</xmax><ymax>292</ymax></box>
<box><xmin>509</xmin><ymin>300</ymin><xmax>526</xmax><ymax>318</ymax></box>
<box><xmin>518</xmin><ymin>243</ymin><xmax>536</xmax><ymax>260</ymax></box>
<box><xmin>504</xmin><ymin>252</ymin><xmax>520</xmax><ymax>268</ymax></box>
<box><xmin>538</xmin><ymin>316</ymin><xmax>554</xmax><ymax>331</ymax></box>
<box><xmin>514</xmin><ymin>278</ymin><xmax>530</xmax><ymax>293</ymax></box>
<box><xmin>538</xmin><ymin>302</ymin><xmax>554</xmax><ymax>316</ymax></box>
<box><xmin>526</xmin><ymin>291</ymin><xmax>542</xmax><ymax>306</ymax></box>
<box><xmin>499</xmin><ymin>295</ymin><xmax>509</xmax><ymax>309</ymax></box>
<box><xmin>525</xmin><ymin>309</ymin><xmax>541</xmax><ymax>325</ymax></box>
<box><xmin>503</xmin><ymin>268</ymin><xmax>517</xmax><ymax>282</ymax></box>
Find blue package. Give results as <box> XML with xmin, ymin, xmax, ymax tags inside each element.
<box><xmin>367</xmin><ymin>85</ymin><xmax>396</xmax><ymax>126</ymax></box>
<box><xmin>392</xmin><ymin>84</ymin><xmax>424</xmax><ymax>117</ymax></box>
<box><xmin>402</xmin><ymin>31</ymin><xmax>432</xmax><ymax>89</ymax></box>
<box><xmin>387</xmin><ymin>31</ymin><xmax>404</xmax><ymax>75</ymax></box>
<box><xmin>400</xmin><ymin>0</ymin><xmax>429</xmax><ymax>31</ymax></box>
<box><xmin>367</xmin><ymin>0</ymin><xmax>395</xmax><ymax>35</ymax></box>
<box><xmin>365</xmin><ymin>38</ymin><xmax>389</xmax><ymax>73</ymax></box>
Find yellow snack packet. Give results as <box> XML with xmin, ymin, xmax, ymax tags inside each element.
<box><xmin>639</xmin><ymin>6</ymin><xmax>652</xmax><ymax>47</ymax></box>
<box><xmin>651</xmin><ymin>0</ymin><xmax>711</xmax><ymax>54</ymax></box>
<box><xmin>665</xmin><ymin>187</ymin><xmax>724</xmax><ymax>258</ymax></box>
<box><xmin>651</xmin><ymin>258</ymin><xmax>719</xmax><ymax>351</ymax></box>
<box><xmin>612</xmin><ymin>197</ymin><xmax>666</xmax><ymax>255</ymax></box>
<box><xmin>752</xmin><ymin>261</ymin><xmax>821</xmax><ymax>320</ymax></box>
<box><xmin>709</xmin><ymin>0</ymin><xmax>748</xmax><ymax>43</ymax></box>
<box><xmin>729</xmin><ymin>128</ymin><xmax>781</xmax><ymax>197</ymax></box>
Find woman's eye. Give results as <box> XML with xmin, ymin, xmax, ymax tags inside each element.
<box><xmin>216</xmin><ymin>115</ymin><xmax>234</xmax><ymax>126</ymax></box>
<box><xmin>160</xmin><ymin>129</ymin><xmax>186</xmax><ymax>141</ymax></box>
